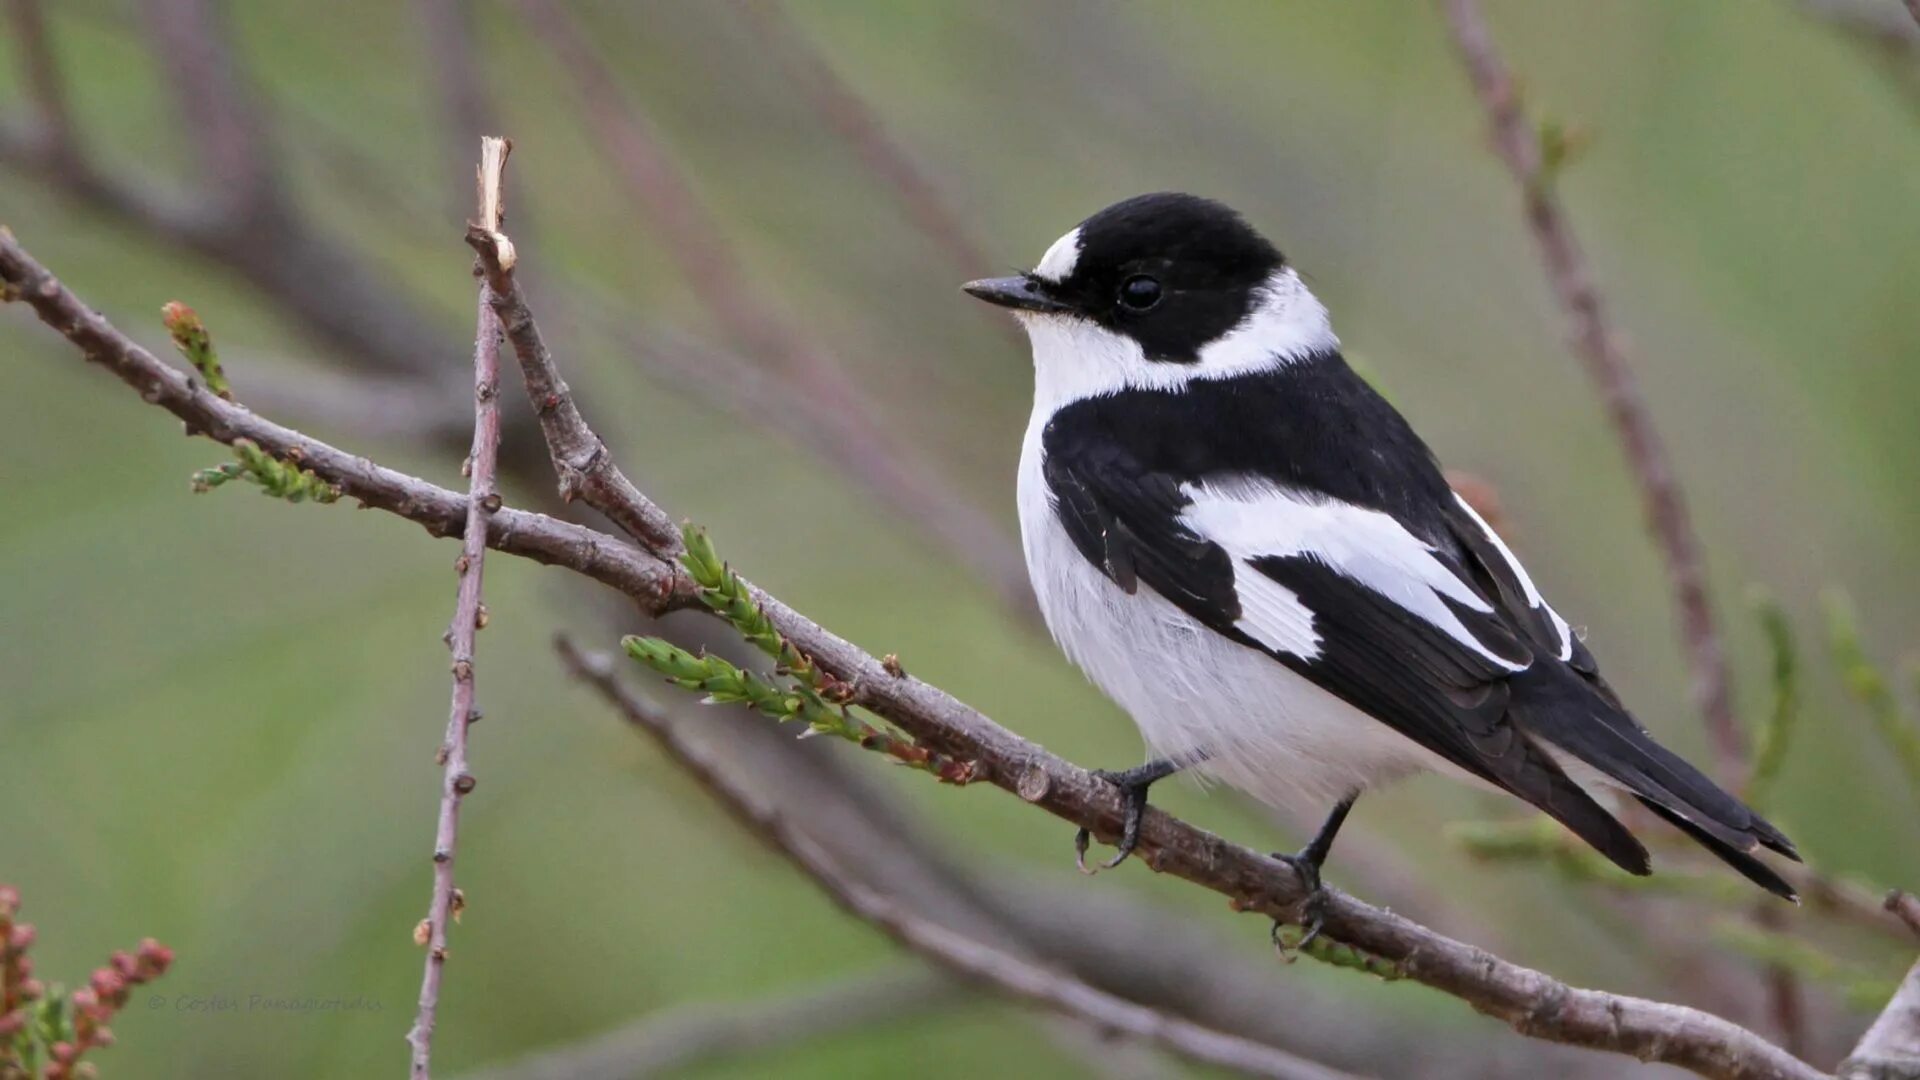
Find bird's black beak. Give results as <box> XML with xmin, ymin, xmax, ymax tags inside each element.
<box><xmin>962</xmin><ymin>276</ymin><xmax>1075</xmax><ymax>316</ymax></box>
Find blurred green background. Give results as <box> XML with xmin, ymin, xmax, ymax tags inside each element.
<box><xmin>3</xmin><ymin>1</ymin><xmax>1917</xmax><ymax>1076</ymax></box>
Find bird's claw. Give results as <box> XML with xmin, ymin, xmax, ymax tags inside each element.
<box><xmin>1076</xmin><ymin>768</ymin><xmax>1150</xmax><ymax>874</ymax></box>
<box><xmin>1269</xmin><ymin>849</ymin><xmax>1330</xmax><ymax>957</ymax></box>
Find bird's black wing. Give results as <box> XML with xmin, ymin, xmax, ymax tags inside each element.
<box><xmin>1040</xmin><ymin>410</ymin><xmax>1653</xmax><ymax>876</ymax></box>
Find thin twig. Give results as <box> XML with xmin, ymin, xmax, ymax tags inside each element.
<box><xmin>458</xmin><ymin>965</ymin><xmax>957</xmax><ymax>1080</ymax></box>
<box><xmin>0</xmin><ymin>232</ymin><xmax>1827</xmax><ymax>1079</ymax></box>
<box><xmin>1435</xmin><ymin>0</ymin><xmax>1745</xmax><ymax>784</ymax></box>
<box><xmin>556</xmin><ymin>638</ymin><xmax>1361</xmax><ymax>1080</ymax></box>
<box><xmin>406</xmin><ymin>136</ymin><xmax>511</xmax><ymax>1079</ymax></box>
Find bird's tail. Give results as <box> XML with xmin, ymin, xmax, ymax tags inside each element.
<box><xmin>1512</xmin><ymin>665</ymin><xmax>1800</xmax><ymax>900</ymax></box>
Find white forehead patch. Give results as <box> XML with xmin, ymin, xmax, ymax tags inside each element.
<box><xmin>1031</xmin><ymin>227</ymin><xmax>1083</xmax><ymax>283</ymax></box>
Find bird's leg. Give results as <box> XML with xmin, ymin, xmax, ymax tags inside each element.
<box><xmin>1269</xmin><ymin>793</ymin><xmax>1357</xmax><ymax>953</ymax></box>
<box><xmin>1074</xmin><ymin>756</ymin><xmax>1189</xmax><ymax>873</ymax></box>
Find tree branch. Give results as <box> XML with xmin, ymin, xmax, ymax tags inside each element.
<box><xmin>556</xmin><ymin>638</ymin><xmax>1360</xmax><ymax>1080</ymax></box>
<box><xmin>137</xmin><ymin>0</ymin><xmax>281</xmax><ymax>226</ymax></box>
<box><xmin>1839</xmin><ymin>955</ymin><xmax>1920</xmax><ymax>1078</ymax></box>
<box><xmin>406</xmin><ymin>136</ymin><xmax>512</xmax><ymax>1079</ymax></box>
<box><xmin>1435</xmin><ymin>0</ymin><xmax>1745</xmax><ymax>784</ymax></box>
<box><xmin>464</xmin><ymin>226</ymin><xmax>681</xmax><ymax>553</ymax></box>
<box><xmin>0</xmin><ymin>226</ymin><xmax>1827</xmax><ymax>1078</ymax></box>
<box><xmin>0</xmin><ymin>228</ymin><xmax>683</xmax><ymax>609</ymax></box>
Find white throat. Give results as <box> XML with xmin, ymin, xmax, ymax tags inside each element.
<box><xmin>1018</xmin><ymin>267</ymin><xmax>1337</xmax><ymax>413</ymax></box>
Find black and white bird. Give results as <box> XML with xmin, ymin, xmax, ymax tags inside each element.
<box><xmin>964</xmin><ymin>192</ymin><xmax>1799</xmax><ymax>918</ymax></box>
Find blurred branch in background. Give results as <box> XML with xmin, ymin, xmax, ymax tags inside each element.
<box><xmin>459</xmin><ymin>965</ymin><xmax>958</xmax><ymax>1080</ymax></box>
<box><xmin>510</xmin><ymin>0</ymin><xmax>1035</xmax><ymax>613</ymax></box>
<box><xmin>413</xmin><ymin>0</ymin><xmax>496</xmax><ymax>221</ymax></box>
<box><xmin>727</xmin><ymin>0</ymin><xmax>1019</xmax><ymax>344</ymax></box>
<box><xmin>405</xmin><ymin>136</ymin><xmax>512</xmax><ymax>1079</ymax></box>
<box><xmin>0</xmin><ymin>0</ymin><xmax>536</xmax><ymax>463</ymax></box>
<box><xmin>1436</xmin><ymin>0</ymin><xmax>1745</xmax><ymax>786</ymax></box>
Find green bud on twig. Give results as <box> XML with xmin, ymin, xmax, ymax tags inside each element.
<box><xmin>1535</xmin><ymin>116</ymin><xmax>1591</xmax><ymax>189</ymax></box>
<box><xmin>628</xmin><ymin>525</ymin><xmax>983</xmax><ymax>786</ymax></box>
<box><xmin>190</xmin><ymin>439</ymin><xmax>339</xmax><ymax>504</ymax></box>
<box><xmin>161</xmin><ymin>301</ymin><xmax>230</xmax><ymax>400</ymax></box>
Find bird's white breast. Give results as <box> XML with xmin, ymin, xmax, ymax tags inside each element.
<box><xmin>1016</xmin><ymin>408</ymin><xmax>1453</xmax><ymax>808</ymax></box>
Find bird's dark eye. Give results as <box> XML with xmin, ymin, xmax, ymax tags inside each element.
<box><xmin>1118</xmin><ymin>274</ymin><xmax>1162</xmax><ymax>312</ymax></box>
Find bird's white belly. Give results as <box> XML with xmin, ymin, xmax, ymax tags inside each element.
<box><xmin>1016</xmin><ymin>417</ymin><xmax>1451</xmax><ymax>809</ymax></box>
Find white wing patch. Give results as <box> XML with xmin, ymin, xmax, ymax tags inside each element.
<box><xmin>1222</xmin><ymin>563</ymin><xmax>1321</xmax><ymax>659</ymax></box>
<box><xmin>1450</xmin><ymin>492</ymin><xmax>1573</xmax><ymax>661</ymax></box>
<box><xmin>1180</xmin><ymin>481</ymin><xmax>1527</xmax><ymax>672</ymax></box>
<box><xmin>1031</xmin><ymin>226</ymin><xmax>1082</xmax><ymax>283</ymax></box>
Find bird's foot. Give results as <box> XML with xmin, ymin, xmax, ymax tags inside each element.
<box><xmin>1268</xmin><ymin>848</ymin><xmax>1331</xmax><ymax>956</ymax></box>
<box><xmin>1074</xmin><ymin>764</ymin><xmax>1169</xmax><ymax>874</ymax></box>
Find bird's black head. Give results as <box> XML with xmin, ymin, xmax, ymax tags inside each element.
<box><xmin>965</xmin><ymin>193</ymin><xmax>1285</xmax><ymax>363</ymax></box>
